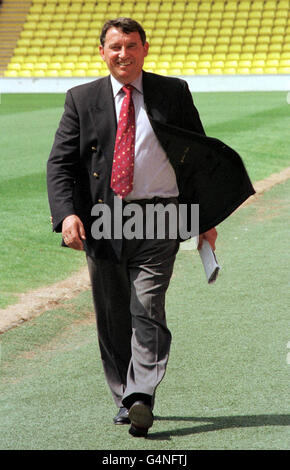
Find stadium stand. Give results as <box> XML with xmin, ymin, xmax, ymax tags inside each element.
<box><xmin>2</xmin><ymin>0</ymin><xmax>290</xmax><ymax>78</ymax></box>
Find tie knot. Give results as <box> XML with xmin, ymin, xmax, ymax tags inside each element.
<box><xmin>122</xmin><ymin>85</ymin><xmax>134</xmax><ymax>96</ymax></box>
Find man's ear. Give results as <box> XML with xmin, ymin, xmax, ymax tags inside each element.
<box><xmin>99</xmin><ymin>45</ymin><xmax>105</xmax><ymax>60</ymax></box>
<box><xmin>144</xmin><ymin>41</ymin><xmax>149</xmax><ymax>58</ymax></box>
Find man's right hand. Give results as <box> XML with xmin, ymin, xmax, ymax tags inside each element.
<box><xmin>62</xmin><ymin>215</ymin><xmax>86</xmax><ymax>251</ymax></box>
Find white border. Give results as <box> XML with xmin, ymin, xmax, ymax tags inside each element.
<box><xmin>0</xmin><ymin>74</ymin><xmax>289</xmax><ymax>93</ymax></box>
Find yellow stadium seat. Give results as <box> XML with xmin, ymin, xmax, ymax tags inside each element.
<box><xmin>147</xmin><ymin>2</ymin><xmax>160</xmax><ymax>12</ymax></box>
<box><xmin>234</xmin><ymin>18</ymin><xmax>247</xmax><ymax>28</ymax></box>
<box><xmin>249</xmin><ymin>10</ymin><xmax>262</xmax><ymax>19</ymax></box>
<box><xmin>257</xmin><ymin>35</ymin><xmax>270</xmax><ymax>44</ymax></box>
<box><xmin>278</xmin><ymin>66</ymin><xmax>290</xmax><ymax>73</ymax></box>
<box><xmin>40</xmin><ymin>46</ymin><xmax>54</xmax><ymax>55</ymax></box>
<box><xmin>45</xmin><ymin>38</ymin><xmax>59</xmax><ymax>47</ymax></box>
<box><xmin>211</xmin><ymin>2</ymin><xmax>224</xmax><ymax>12</ymax></box>
<box><xmin>263</xmin><ymin>67</ymin><xmax>277</xmax><ymax>74</ymax></box>
<box><xmin>86</xmin><ymin>70</ymin><xmax>101</xmax><ymax>77</ymax></box>
<box><xmin>159</xmin><ymin>2</ymin><xmax>173</xmax><ymax>12</ymax></box>
<box><xmin>191</xmin><ymin>37</ymin><xmax>203</xmax><ymax>45</ymax></box>
<box><xmin>212</xmin><ymin>60</ymin><xmax>224</xmax><ymax>68</ymax></box>
<box><xmin>189</xmin><ymin>45</ymin><xmax>202</xmax><ymax>53</ymax></box>
<box><xmin>23</xmin><ymin>21</ymin><xmax>37</xmax><ymax>30</ymax></box>
<box><xmin>250</xmin><ymin>67</ymin><xmax>264</xmax><ymax>74</ymax></box>
<box><xmin>20</xmin><ymin>30</ymin><xmax>34</xmax><ymax>38</ymax></box>
<box><xmin>256</xmin><ymin>44</ymin><xmax>269</xmax><ymax>52</ymax></box>
<box><xmin>45</xmin><ymin>70</ymin><xmax>59</xmax><ymax>77</ymax></box>
<box><xmin>166</xmin><ymin>28</ymin><xmax>177</xmax><ymax>38</ymax></box>
<box><xmin>13</xmin><ymin>47</ymin><xmax>28</xmax><ymax>55</ymax></box>
<box><xmin>71</xmin><ymin>39</ymin><xmax>84</xmax><ymax>47</ymax></box>
<box><xmin>26</xmin><ymin>14</ymin><xmax>40</xmax><ymax>21</ymax></box>
<box><xmin>55</xmin><ymin>4</ymin><xmax>69</xmax><ymax>13</ymax></box>
<box><xmin>225</xmin><ymin>1</ymin><xmax>238</xmax><ymax>11</ymax></box>
<box><xmin>252</xmin><ymin>59</ymin><xmax>265</xmax><ymax>67</ymax></box>
<box><xmin>152</xmin><ymin>29</ymin><xmax>166</xmax><ymax>37</ymax></box>
<box><xmin>280</xmin><ymin>59</ymin><xmax>290</xmax><ymax>66</ymax></box>
<box><xmin>263</xmin><ymin>9</ymin><xmax>275</xmax><ymax>19</ymax></box>
<box><xmin>42</xmin><ymin>5</ymin><xmax>55</xmax><ymax>14</ymax></box>
<box><xmin>47</xmin><ymin>62</ymin><xmax>61</xmax><ymax>70</ymax></box>
<box><xmin>217</xmin><ymin>36</ymin><xmax>231</xmax><ymax>45</ymax></box>
<box><xmin>208</xmin><ymin>19</ymin><xmax>221</xmax><ymax>28</ymax></box>
<box><xmin>30</xmin><ymin>5</ymin><xmax>43</xmax><ymax>13</ymax></box>
<box><xmin>36</xmin><ymin>21</ymin><xmax>50</xmax><ymax>30</ymax></box>
<box><xmin>175</xmin><ymin>45</ymin><xmax>189</xmax><ymax>54</ymax></box>
<box><xmin>195</xmin><ymin>19</ymin><xmax>207</xmax><ymax>28</ymax></box>
<box><xmin>4</xmin><ymin>70</ymin><xmax>19</xmax><ymax>77</ymax></box>
<box><xmin>238</xmin><ymin>1</ymin><xmax>251</xmax><ymax>10</ymax></box>
<box><xmin>276</xmin><ymin>9</ymin><xmax>288</xmax><ymax>19</ymax></box>
<box><xmin>264</xmin><ymin>1</ymin><xmax>277</xmax><ymax>10</ymax></box>
<box><xmin>52</xmin><ymin>47</ymin><xmax>67</xmax><ymax>55</ymax></box>
<box><xmin>155</xmin><ymin>68</ymin><xmax>168</xmax><ymax>75</ymax></box>
<box><xmin>166</xmin><ymin>37</ymin><xmax>177</xmax><ymax>46</ymax></box>
<box><xmin>167</xmin><ymin>68</ymin><xmax>182</xmax><ymax>75</ymax></box>
<box><xmin>17</xmin><ymin>39</ymin><xmax>31</xmax><ymax>47</ymax></box>
<box><xmin>202</xmin><ymin>45</ymin><xmax>215</xmax><ymax>54</ymax></box>
<box><xmin>195</xmin><ymin>68</ymin><xmax>209</xmax><ymax>75</ymax></box>
<box><xmin>157</xmin><ymin>12</ymin><xmax>170</xmax><ymax>20</ymax></box>
<box><xmin>71</xmin><ymin>69</ymin><xmax>86</xmax><ymax>77</ymax></box>
<box><xmin>33</xmin><ymin>70</ymin><xmax>46</xmax><ymax>77</ymax></box>
<box><xmin>236</xmin><ymin>67</ymin><xmax>250</xmax><ymax>74</ymax></box>
<box><xmin>134</xmin><ymin>3</ymin><xmax>147</xmax><ymax>12</ymax></box>
<box><xmin>94</xmin><ymin>3</ymin><xmax>108</xmax><ymax>13</ymax></box>
<box><xmin>269</xmin><ymin>43</ymin><xmax>283</xmax><ymax>52</ymax></box>
<box><xmin>177</xmin><ymin>37</ymin><xmax>190</xmax><ymax>46</ymax></box>
<box><xmin>68</xmin><ymin>4</ymin><xmax>82</xmax><ymax>13</ymax></box>
<box><xmin>203</xmin><ymin>37</ymin><xmax>217</xmax><ymax>46</ymax></box>
<box><xmin>278</xmin><ymin>0</ymin><xmax>290</xmax><ymax>8</ymax></box>
<box><xmin>7</xmin><ymin>62</ymin><xmax>21</xmax><ymax>70</ymax></box>
<box><xmin>34</xmin><ymin>61</ymin><xmax>48</xmax><ymax>69</ymax></box>
<box><xmin>251</xmin><ymin>1</ymin><xmax>264</xmax><ymax>10</ymax></box>
<box><xmin>18</xmin><ymin>70</ymin><xmax>33</xmax><ymax>77</ymax></box>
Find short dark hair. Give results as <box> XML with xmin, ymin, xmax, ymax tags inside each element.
<box><xmin>100</xmin><ymin>17</ymin><xmax>146</xmax><ymax>46</ymax></box>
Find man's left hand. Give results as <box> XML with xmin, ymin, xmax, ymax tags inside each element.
<box><xmin>198</xmin><ymin>227</ymin><xmax>217</xmax><ymax>251</ymax></box>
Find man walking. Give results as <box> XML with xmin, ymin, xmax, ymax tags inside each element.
<box><xmin>47</xmin><ymin>18</ymin><xmax>253</xmax><ymax>437</ymax></box>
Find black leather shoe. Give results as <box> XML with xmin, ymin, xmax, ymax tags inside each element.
<box><xmin>113</xmin><ymin>407</ymin><xmax>130</xmax><ymax>425</ymax></box>
<box><xmin>129</xmin><ymin>424</ymin><xmax>149</xmax><ymax>438</ymax></box>
<box><xmin>128</xmin><ymin>401</ymin><xmax>153</xmax><ymax>437</ymax></box>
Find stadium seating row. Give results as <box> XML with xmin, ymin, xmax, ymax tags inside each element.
<box><xmin>4</xmin><ymin>0</ymin><xmax>290</xmax><ymax>77</ymax></box>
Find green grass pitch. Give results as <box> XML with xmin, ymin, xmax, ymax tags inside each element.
<box><xmin>0</xmin><ymin>91</ymin><xmax>289</xmax><ymax>450</ymax></box>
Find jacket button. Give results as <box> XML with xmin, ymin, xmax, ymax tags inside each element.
<box><xmin>98</xmin><ymin>198</ymin><xmax>103</xmax><ymax>203</ymax></box>
<box><xmin>93</xmin><ymin>172</ymin><xmax>100</xmax><ymax>178</ymax></box>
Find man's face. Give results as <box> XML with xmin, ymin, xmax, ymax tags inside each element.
<box><xmin>99</xmin><ymin>27</ymin><xmax>149</xmax><ymax>84</ymax></box>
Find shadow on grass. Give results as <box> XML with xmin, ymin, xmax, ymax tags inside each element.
<box><xmin>148</xmin><ymin>414</ymin><xmax>290</xmax><ymax>441</ymax></box>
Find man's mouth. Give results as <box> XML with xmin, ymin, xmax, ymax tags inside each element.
<box><xmin>117</xmin><ymin>61</ymin><xmax>132</xmax><ymax>67</ymax></box>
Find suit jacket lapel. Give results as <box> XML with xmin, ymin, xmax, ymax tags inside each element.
<box><xmin>88</xmin><ymin>76</ymin><xmax>117</xmax><ymax>167</ymax></box>
<box><xmin>142</xmin><ymin>71</ymin><xmax>170</xmax><ymax>123</ymax></box>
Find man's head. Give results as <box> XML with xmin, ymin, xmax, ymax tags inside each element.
<box><xmin>99</xmin><ymin>17</ymin><xmax>149</xmax><ymax>84</ymax></box>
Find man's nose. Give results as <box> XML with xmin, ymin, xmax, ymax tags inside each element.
<box><xmin>119</xmin><ymin>46</ymin><xmax>128</xmax><ymax>57</ymax></box>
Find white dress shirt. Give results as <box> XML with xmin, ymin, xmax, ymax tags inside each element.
<box><xmin>110</xmin><ymin>73</ymin><xmax>179</xmax><ymax>201</ymax></box>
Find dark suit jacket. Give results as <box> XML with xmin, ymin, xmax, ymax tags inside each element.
<box><xmin>47</xmin><ymin>71</ymin><xmax>255</xmax><ymax>261</ymax></box>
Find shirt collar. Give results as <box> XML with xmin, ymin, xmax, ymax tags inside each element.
<box><xmin>110</xmin><ymin>72</ymin><xmax>143</xmax><ymax>98</ymax></box>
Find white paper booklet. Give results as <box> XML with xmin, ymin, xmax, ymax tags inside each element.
<box><xmin>198</xmin><ymin>240</ymin><xmax>221</xmax><ymax>284</ymax></box>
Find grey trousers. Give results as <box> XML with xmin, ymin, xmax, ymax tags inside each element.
<box><xmin>86</xmin><ymin>203</ymin><xmax>179</xmax><ymax>409</ymax></box>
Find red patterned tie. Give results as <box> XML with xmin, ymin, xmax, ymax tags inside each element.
<box><xmin>111</xmin><ymin>85</ymin><xmax>135</xmax><ymax>198</ymax></box>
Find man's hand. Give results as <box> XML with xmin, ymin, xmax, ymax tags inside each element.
<box><xmin>198</xmin><ymin>227</ymin><xmax>217</xmax><ymax>251</ymax></box>
<box><xmin>62</xmin><ymin>215</ymin><xmax>86</xmax><ymax>251</ymax></box>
